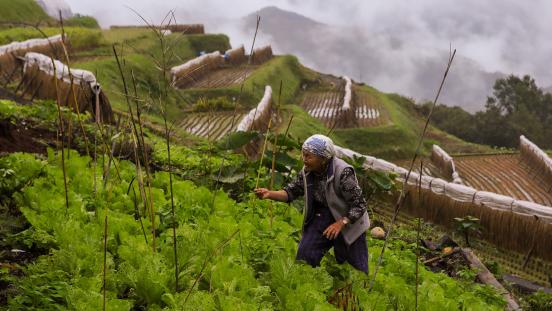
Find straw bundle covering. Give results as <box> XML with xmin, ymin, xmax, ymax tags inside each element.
<box><xmin>110</xmin><ymin>24</ymin><xmax>204</xmax><ymax>34</ymax></box>
<box><xmin>338</xmin><ymin>76</ymin><xmax>355</xmax><ymax>126</ymax></box>
<box><xmin>0</xmin><ymin>34</ymin><xmax>64</xmax><ymax>83</ymax></box>
<box><xmin>224</xmin><ymin>45</ymin><xmax>246</xmax><ymax>65</ymax></box>
<box><xmin>520</xmin><ymin>135</ymin><xmax>552</xmax><ymax>186</ymax></box>
<box><xmin>170</xmin><ymin>51</ymin><xmax>224</xmax><ymax>88</ymax></box>
<box><xmin>250</xmin><ymin>45</ymin><xmax>273</xmax><ymax>65</ymax></box>
<box><xmin>334</xmin><ymin>144</ymin><xmax>552</xmax><ymax>260</ymax></box>
<box><xmin>403</xmin><ymin>183</ymin><xmax>552</xmax><ymax>261</ymax></box>
<box><xmin>342</xmin><ymin>76</ymin><xmax>352</xmax><ymax>111</ymax></box>
<box><xmin>21</xmin><ymin>52</ymin><xmax>113</xmax><ymax>123</ymax></box>
<box><xmin>164</xmin><ymin>24</ymin><xmax>204</xmax><ymax>34</ymax></box>
<box><xmin>431</xmin><ymin>144</ymin><xmax>462</xmax><ymax>183</ymax></box>
<box><xmin>236</xmin><ymin>85</ymin><xmax>272</xmax><ymax>132</ymax></box>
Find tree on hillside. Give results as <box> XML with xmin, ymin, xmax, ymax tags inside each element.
<box><xmin>422</xmin><ymin>74</ymin><xmax>552</xmax><ymax>149</ymax></box>
<box><xmin>483</xmin><ymin>75</ymin><xmax>552</xmax><ymax>148</ymax></box>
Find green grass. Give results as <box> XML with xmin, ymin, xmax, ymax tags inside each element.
<box><xmin>0</xmin><ymin>0</ymin><xmax>53</xmax><ymax>26</ymax></box>
<box><xmin>181</xmin><ymin>55</ymin><xmax>309</xmax><ymax>109</ymax></box>
<box><xmin>243</xmin><ymin>55</ymin><xmax>306</xmax><ymax>107</ymax></box>
<box><xmin>75</xmin><ymin>32</ymin><xmax>232</xmax><ymax>124</ymax></box>
<box><xmin>0</xmin><ymin>27</ymin><xmax>104</xmax><ymax>50</ymax></box>
<box><xmin>332</xmin><ymin>85</ymin><xmax>424</xmax><ymax>159</ymax></box>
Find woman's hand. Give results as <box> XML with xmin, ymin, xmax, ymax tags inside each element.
<box><xmin>323</xmin><ymin>221</ymin><xmax>345</xmax><ymax>240</ymax></box>
<box><xmin>254</xmin><ymin>189</ymin><xmax>289</xmax><ymax>202</ymax></box>
<box><xmin>254</xmin><ymin>188</ymin><xmax>271</xmax><ymax>199</ymax></box>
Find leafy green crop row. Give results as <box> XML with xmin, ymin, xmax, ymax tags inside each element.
<box><xmin>0</xmin><ymin>149</ymin><xmax>506</xmax><ymax>310</ymax></box>
<box><xmin>0</xmin><ymin>99</ymin><xmax>85</xmax><ymax>127</ymax></box>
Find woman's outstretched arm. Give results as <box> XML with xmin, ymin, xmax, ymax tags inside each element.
<box><xmin>254</xmin><ymin>189</ymin><xmax>289</xmax><ymax>202</ymax></box>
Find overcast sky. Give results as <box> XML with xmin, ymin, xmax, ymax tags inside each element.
<box><xmin>65</xmin><ymin>0</ymin><xmax>552</xmax><ymax>109</ymax></box>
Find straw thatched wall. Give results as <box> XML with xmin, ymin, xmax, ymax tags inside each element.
<box><xmin>170</xmin><ymin>51</ymin><xmax>224</xmax><ymax>88</ymax></box>
<box><xmin>109</xmin><ymin>24</ymin><xmax>205</xmax><ymax>34</ymax></box>
<box><xmin>334</xmin><ymin>145</ymin><xmax>552</xmax><ymax>261</ymax></box>
<box><xmin>224</xmin><ymin>45</ymin><xmax>246</xmax><ymax>65</ymax></box>
<box><xmin>403</xmin><ymin>183</ymin><xmax>552</xmax><ymax>261</ymax></box>
<box><xmin>164</xmin><ymin>24</ymin><xmax>204</xmax><ymax>34</ymax></box>
<box><xmin>250</xmin><ymin>45</ymin><xmax>273</xmax><ymax>65</ymax></box>
<box><xmin>338</xmin><ymin>76</ymin><xmax>355</xmax><ymax>127</ymax></box>
<box><xmin>431</xmin><ymin>144</ymin><xmax>462</xmax><ymax>183</ymax></box>
<box><xmin>21</xmin><ymin>52</ymin><xmax>113</xmax><ymax>123</ymax></box>
<box><xmin>235</xmin><ymin>85</ymin><xmax>273</xmax><ymax>158</ymax></box>
<box><xmin>0</xmin><ymin>34</ymin><xmax>64</xmax><ymax>84</ymax></box>
<box><xmin>342</xmin><ymin>76</ymin><xmax>352</xmax><ymax>111</ymax></box>
<box><xmin>520</xmin><ymin>135</ymin><xmax>552</xmax><ymax>187</ymax></box>
<box><xmin>236</xmin><ymin>85</ymin><xmax>272</xmax><ymax>132</ymax></box>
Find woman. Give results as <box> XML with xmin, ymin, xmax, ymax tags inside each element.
<box><xmin>255</xmin><ymin>134</ymin><xmax>370</xmax><ymax>272</ymax></box>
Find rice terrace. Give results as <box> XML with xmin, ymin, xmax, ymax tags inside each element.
<box><xmin>0</xmin><ymin>0</ymin><xmax>552</xmax><ymax>310</ymax></box>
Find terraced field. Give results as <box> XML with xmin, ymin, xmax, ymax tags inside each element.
<box><xmin>353</xmin><ymin>88</ymin><xmax>389</xmax><ymax>127</ymax></box>
<box><xmin>186</xmin><ymin>66</ymin><xmax>257</xmax><ymax>89</ymax></box>
<box><xmin>177</xmin><ymin>111</ymin><xmax>245</xmax><ymax>140</ymax></box>
<box><xmin>454</xmin><ymin>154</ymin><xmax>552</xmax><ymax>206</ymax></box>
<box><xmin>395</xmin><ymin>158</ymin><xmax>446</xmax><ymax>180</ymax></box>
<box><xmin>301</xmin><ymin>83</ymin><xmax>389</xmax><ymax>129</ymax></box>
<box><xmin>301</xmin><ymin>89</ymin><xmax>345</xmax><ymax>128</ymax></box>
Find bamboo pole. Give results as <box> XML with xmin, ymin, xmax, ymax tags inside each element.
<box><xmin>50</xmin><ymin>56</ymin><xmax>69</xmax><ymax>214</ymax></box>
<box><xmin>369</xmin><ymin>49</ymin><xmax>456</xmax><ymax>291</ymax></box>
<box><xmin>415</xmin><ymin>160</ymin><xmax>423</xmax><ymax>311</ymax></box>
<box><xmin>112</xmin><ymin>44</ymin><xmax>156</xmax><ymax>252</ymax></box>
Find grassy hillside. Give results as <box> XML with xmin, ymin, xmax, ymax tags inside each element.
<box><xmin>281</xmin><ymin>82</ymin><xmax>490</xmax><ymax>160</ymax></box>
<box><xmin>282</xmin><ymin>104</ymin><xmax>346</xmax><ymax>146</ymax></box>
<box><xmin>337</xmin><ymin>86</ymin><xmax>490</xmax><ymax>159</ymax></box>
<box><xmin>182</xmin><ymin>55</ymin><xmax>310</xmax><ymax>113</ymax></box>
<box><xmin>0</xmin><ymin>0</ymin><xmax>53</xmax><ymax>26</ymax></box>
<box><xmin>0</xmin><ymin>18</ymin><xmax>491</xmax><ymax>160</ymax></box>
<box><xmin>0</xmin><ymin>26</ymin><xmax>103</xmax><ymax>49</ymax></box>
<box><xmin>75</xmin><ymin>30</ymin><xmax>232</xmax><ymax>124</ymax></box>
<box><xmin>0</xmin><ymin>0</ymin><xmax>99</xmax><ymax>29</ymax></box>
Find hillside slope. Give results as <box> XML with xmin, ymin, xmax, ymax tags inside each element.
<box><xmin>0</xmin><ymin>0</ymin><xmax>53</xmax><ymax>25</ymax></box>
<box><xmin>0</xmin><ymin>15</ymin><xmax>490</xmax><ymax>160</ymax></box>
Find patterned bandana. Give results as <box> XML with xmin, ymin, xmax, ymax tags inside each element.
<box><xmin>302</xmin><ymin>134</ymin><xmax>335</xmax><ymax>159</ymax></box>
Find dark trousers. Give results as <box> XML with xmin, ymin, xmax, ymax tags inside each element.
<box><xmin>296</xmin><ymin>207</ymin><xmax>368</xmax><ymax>273</ymax></box>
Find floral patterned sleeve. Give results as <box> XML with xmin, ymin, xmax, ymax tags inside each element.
<box><xmin>283</xmin><ymin>169</ymin><xmax>305</xmax><ymax>203</ymax></box>
<box><xmin>340</xmin><ymin>167</ymin><xmax>367</xmax><ymax>223</ymax></box>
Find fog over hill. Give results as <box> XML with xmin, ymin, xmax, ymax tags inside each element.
<box><xmin>239</xmin><ymin>6</ymin><xmax>504</xmax><ymax>112</ymax></box>
<box><xmin>35</xmin><ymin>0</ymin><xmax>73</xmax><ymax>19</ymax></box>
<box><xmin>65</xmin><ymin>0</ymin><xmax>552</xmax><ymax>112</ymax></box>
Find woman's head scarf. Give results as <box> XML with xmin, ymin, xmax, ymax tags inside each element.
<box><xmin>302</xmin><ymin>134</ymin><xmax>335</xmax><ymax>159</ymax></box>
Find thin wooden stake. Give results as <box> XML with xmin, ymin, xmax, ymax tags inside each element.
<box><xmin>112</xmin><ymin>44</ymin><xmax>156</xmax><ymax>252</ymax></box>
<box><xmin>248</xmin><ymin>16</ymin><xmax>261</xmax><ymax>65</ymax></box>
<box><xmin>369</xmin><ymin>49</ymin><xmax>456</xmax><ymax>291</ymax></box>
<box><xmin>415</xmin><ymin>160</ymin><xmax>423</xmax><ymax>311</ymax></box>
<box><xmin>102</xmin><ymin>214</ymin><xmax>108</xmax><ymax>311</ymax></box>
<box><xmin>255</xmin><ymin>117</ymin><xmax>273</xmax><ymax>189</ymax></box>
<box><xmin>50</xmin><ymin>56</ymin><xmax>69</xmax><ymax>213</ymax></box>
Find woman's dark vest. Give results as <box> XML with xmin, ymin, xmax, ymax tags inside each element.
<box><xmin>301</xmin><ymin>157</ymin><xmax>370</xmax><ymax>245</ymax></box>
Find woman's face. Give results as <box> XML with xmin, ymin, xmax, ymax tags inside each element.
<box><xmin>302</xmin><ymin>150</ymin><xmax>326</xmax><ymax>172</ymax></box>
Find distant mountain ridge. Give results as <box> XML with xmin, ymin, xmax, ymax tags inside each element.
<box><xmin>241</xmin><ymin>6</ymin><xmax>504</xmax><ymax>112</ymax></box>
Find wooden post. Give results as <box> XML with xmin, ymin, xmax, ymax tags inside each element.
<box><xmin>461</xmin><ymin>248</ymin><xmax>520</xmax><ymax>311</ymax></box>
